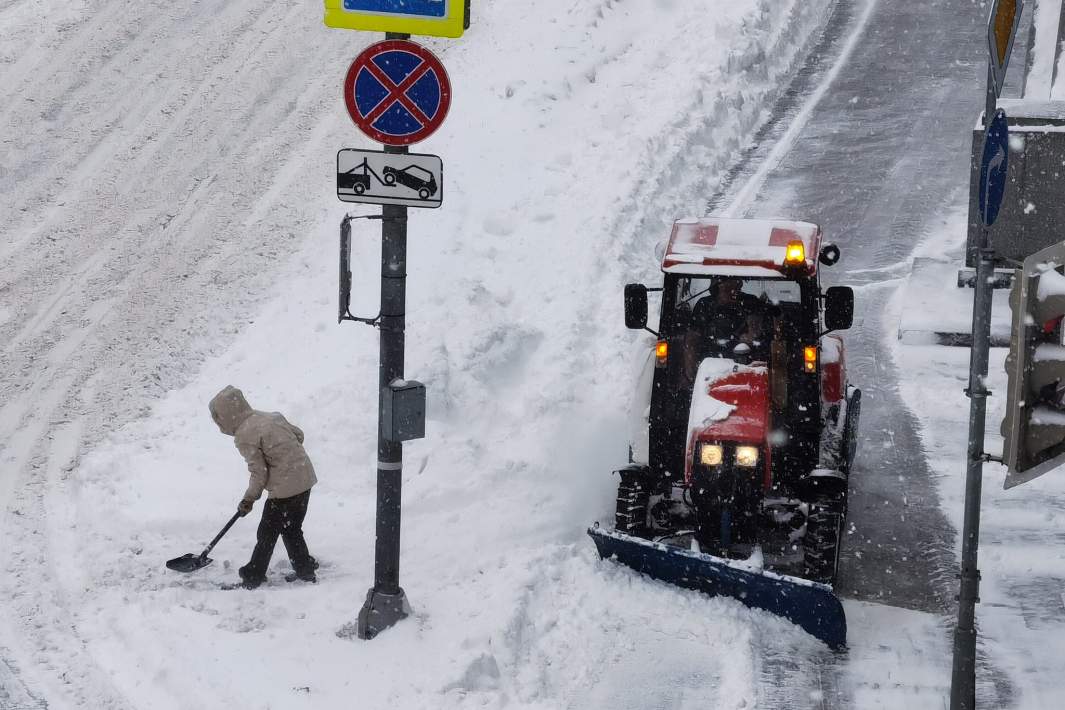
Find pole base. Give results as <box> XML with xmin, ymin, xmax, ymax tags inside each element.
<box><xmin>356</xmin><ymin>587</ymin><xmax>411</xmax><ymax>640</ymax></box>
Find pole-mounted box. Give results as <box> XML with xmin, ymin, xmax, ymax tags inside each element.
<box><xmin>382</xmin><ymin>380</ymin><xmax>426</xmax><ymax>442</ymax></box>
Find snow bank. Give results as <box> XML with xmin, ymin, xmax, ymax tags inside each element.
<box><xmin>15</xmin><ymin>0</ymin><xmax>837</xmax><ymax>707</ymax></box>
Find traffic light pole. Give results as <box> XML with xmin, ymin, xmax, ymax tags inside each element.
<box><xmin>357</xmin><ymin>31</ymin><xmax>413</xmax><ymax>639</ymax></box>
<box><xmin>950</xmin><ymin>240</ymin><xmax>994</xmax><ymax>710</ymax></box>
<box><xmin>949</xmin><ymin>69</ymin><xmax>999</xmax><ymax>710</ymax></box>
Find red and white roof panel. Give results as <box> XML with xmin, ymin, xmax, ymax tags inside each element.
<box><xmin>662</xmin><ymin>218</ymin><xmax>822</xmax><ymax>277</ymax></box>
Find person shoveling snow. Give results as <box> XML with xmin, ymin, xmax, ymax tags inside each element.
<box><xmin>208</xmin><ymin>385</ymin><xmax>319</xmax><ymax>589</ymax></box>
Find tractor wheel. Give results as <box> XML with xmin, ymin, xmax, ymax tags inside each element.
<box><xmin>615</xmin><ymin>471</ymin><xmax>650</xmax><ymax>537</ymax></box>
<box><xmin>803</xmin><ymin>494</ymin><xmax>845</xmax><ymax>585</ymax></box>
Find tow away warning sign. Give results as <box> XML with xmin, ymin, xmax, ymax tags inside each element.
<box><xmin>337</xmin><ymin>148</ymin><xmax>443</xmax><ymax>208</ymax></box>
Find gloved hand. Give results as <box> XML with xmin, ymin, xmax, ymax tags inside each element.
<box><xmin>237</xmin><ymin>499</ymin><xmax>254</xmax><ymax>517</ymax></box>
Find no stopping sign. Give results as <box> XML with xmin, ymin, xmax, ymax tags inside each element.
<box><xmin>344</xmin><ymin>40</ymin><xmax>452</xmax><ymax>146</ymax></box>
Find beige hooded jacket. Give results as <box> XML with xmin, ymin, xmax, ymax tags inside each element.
<box><xmin>209</xmin><ymin>386</ymin><xmax>317</xmax><ymax>502</ymax></box>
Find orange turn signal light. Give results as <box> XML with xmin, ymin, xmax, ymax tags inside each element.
<box><xmin>803</xmin><ymin>345</ymin><xmax>817</xmax><ymax>372</ymax></box>
<box><xmin>784</xmin><ymin>240</ymin><xmax>806</xmax><ymax>265</ymax></box>
<box><xmin>655</xmin><ymin>340</ymin><xmax>669</xmax><ymax>367</ymax></box>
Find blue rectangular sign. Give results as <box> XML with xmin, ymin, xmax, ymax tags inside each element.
<box><xmin>343</xmin><ymin>0</ymin><xmax>446</xmax><ymax>19</ymax></box>
<box><xmin>325</xmin><ymin>0</ymin><xmax>465</xmax><ymax>37</ymax></box>
<box><xmin>979</xmin><ymin>110</ymin><xmax>1009</xmax><ymax>227</ymax></box>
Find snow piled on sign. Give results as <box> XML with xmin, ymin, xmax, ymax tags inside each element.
<box><xmin>1</xmin><ymin>0</ymin><xmax>840</xmax><ymax>708</ymax></box>
<box><xmin>1035</xmin><ymin>261</ymin><xmax>1065</xmax><ymax>301</ymax></box>
<box><xmin>1027</xmin><ymin>0</ymin><xmax>1063</xmax><ymax>99</ymax></box>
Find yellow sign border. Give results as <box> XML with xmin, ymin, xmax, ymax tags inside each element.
<box><xmin>324</xmin><ymin>0</ymin><xmax>466</xmax><ymax>39</ymax></box>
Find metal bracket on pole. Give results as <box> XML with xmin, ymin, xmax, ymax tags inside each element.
<box><xmin>339</xmin><ymin>214</ymin><xmax>384</xmax><ymax>327</ymax></box>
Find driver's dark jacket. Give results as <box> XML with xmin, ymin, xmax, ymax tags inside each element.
<box><xmin>691</xmin><ymin>293</ymin><xmax>760</xmax><ymax>342</ymax></box>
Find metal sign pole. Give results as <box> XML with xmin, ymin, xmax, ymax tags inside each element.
<box><xmin>357</xmin><ymin>31</ymin><xmax>413</xmax><ymax>641</ymax></box>
<box><xmin>950</xmin><ymin>0</ymin><xmax>1021</xmax><ymax>695</ymax></box>
<box><xmin>950</xmin><ymin>229</ymin><xmax>994</xmax><ymax>710</ymax></box>
<box><xmin>949</xmin><ymin>71</ymin><xmax>1007</xmax><ymax>710</ymax></box>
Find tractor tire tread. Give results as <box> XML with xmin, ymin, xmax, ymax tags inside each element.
<box><xmin>803</xmin><ymin>495</ymin><xmax>845</xmax><ymax>585</ymax></box>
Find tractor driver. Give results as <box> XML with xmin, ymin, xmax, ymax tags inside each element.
<box><xmin>692</xmin><ymin>277</ymin><xmax>760</xmax><ymax>348</ymax></box>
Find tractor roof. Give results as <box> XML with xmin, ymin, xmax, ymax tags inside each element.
<box><xmin>661</xmin><ymin>218</ymin><xmax>822</xmax><ymax>278</ymax></box>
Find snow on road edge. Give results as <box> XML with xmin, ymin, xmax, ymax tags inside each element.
<box><xmin>4</xmin><ymin>1</ymin><xmax>840</xmax><ymax>709</ymax></box>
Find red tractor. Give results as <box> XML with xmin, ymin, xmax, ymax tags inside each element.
<box><xmin>589</xmin><ymin>217</ymin><xmax>860</xmax><ymax>648</ymax></box>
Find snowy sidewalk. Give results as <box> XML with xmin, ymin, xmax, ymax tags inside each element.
<box><xmin>894</xmin><ymin>209</ymin><xmax>1065</xmax><ymax>709</ymax></box>
<box><xmin>0</xmin><ymin>0</ymin><xmax>840</xmax><ymax>708</ymax></box>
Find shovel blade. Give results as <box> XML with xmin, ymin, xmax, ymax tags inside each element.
<box><xmin>166</xmin><ymin>553</ymin><xmax>213</xmax><ymax>573</ymax></box>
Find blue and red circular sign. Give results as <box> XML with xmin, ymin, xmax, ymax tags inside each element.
<box><xmin>344</xmin><ymin>40</ymin><xmax>451</xmax><ymax>146</ymax></box>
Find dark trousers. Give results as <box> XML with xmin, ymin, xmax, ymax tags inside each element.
<box><xmin>241</xmin><ymin>490</ymin><xmax>315</xmax><ymax>581</ymax></box>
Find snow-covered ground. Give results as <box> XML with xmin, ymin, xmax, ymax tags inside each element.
<box><xmin>2</xmin><ymin>1</ymin><xmax>856</xmax><ymax>708</ymax></box>
<box><xmin>7</xmin><ymin>0</ymin><xmax>1059</xmax><ymax>706</ymax></box>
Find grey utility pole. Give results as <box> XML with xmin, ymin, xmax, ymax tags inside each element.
<box><xmin>357</xmin><ymin>141</ymin><xmax>412</xmax><ymax>639</ymax></box>
<box><xmin>950</xmin><ymin>0</ymin><xmax>1020</xmax><ymax>697</ymax></box>
<box><xmin>949</xmin><ymin>102</ymin><xmax>994</xmax><ymax>710</ymax></box>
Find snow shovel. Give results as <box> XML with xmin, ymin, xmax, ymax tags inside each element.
<box><xmin>166</xmin><ymin>512</ymin><xmax>242</xmax><ymax>573</ymax></box>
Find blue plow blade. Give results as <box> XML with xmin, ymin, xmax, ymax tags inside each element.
<box><xmin>588</xmin><ymin>525</ymin><xmax>847</xmax><ymax>650</ymax></box>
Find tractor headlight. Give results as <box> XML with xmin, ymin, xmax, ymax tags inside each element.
<box><xmin>735</xmin><ymin>446</ymin><xmax>760</xmax><ymax>467</ymax></box>
<box><xmin>699</xmin><ymin>443</ymin><xmax>724</xmax><ymax>466</ymax></box>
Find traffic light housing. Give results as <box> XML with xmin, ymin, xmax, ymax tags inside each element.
<box><xmin>1001</xmin><ymin>241</ymin><xmax>1065</xmax><ymax>488</ymax></box>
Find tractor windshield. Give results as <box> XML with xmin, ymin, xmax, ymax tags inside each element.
<box><xmin>675</xmin><ymin>276</ymin><xmax>801</xmax><ymax>309</ymax></box>
<box><xmin>666</xmin><ymin>276</ymin><xmax>805</xmax><ymax>372</ymax></box>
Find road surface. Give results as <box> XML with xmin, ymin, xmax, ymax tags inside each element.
<box><xmin>710</xmin><ymin>0</ymin><xmax>1023</xmax><ymax>704</ymax></box>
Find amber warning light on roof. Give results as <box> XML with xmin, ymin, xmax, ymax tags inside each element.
<box><xmin>785</xmin><ymin>240</ymin><xmax>806</xmax><ymax>265</ymax></box>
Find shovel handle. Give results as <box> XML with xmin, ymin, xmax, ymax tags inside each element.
<box><xmin>200</xmin><ymin>512</ymin><xmax>242</xmax><ymax>559</ymax></box>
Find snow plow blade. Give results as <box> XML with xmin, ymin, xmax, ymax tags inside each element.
<box><xmin>588</xmin><ymin>526</ymin><xmax>846</xmax><ymax>649</ymax></box>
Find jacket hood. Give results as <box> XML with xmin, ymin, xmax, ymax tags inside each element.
<box><xmin>209</xmin><ymin>385</ymin><xmax>253</xmax><ymax>436</ymax></box>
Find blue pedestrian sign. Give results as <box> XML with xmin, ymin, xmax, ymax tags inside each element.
<box><xmin>347</xmin><ymin>0</ymin><xmax>444</xmax><ymax>17</ymax></box>
<box><xmin>324</xmin><ymin>0</ymin><xmax>469</xmax><ymax>38</ymax></box>
<box><xmin>979</xmin><ymin>109</ymin><xmax>1010</xmax><ymax>227</ymax></box>
<box><xmin>344</xmin><ymin>40</ymin><xmax>452</xmax><ymax>146</ymax></box>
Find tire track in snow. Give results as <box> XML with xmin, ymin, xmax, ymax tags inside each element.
<box><xmin>0</xmin><ymin>1</ymin><xmax>888</xmax><ymax>708</ymax></box>
<box><xmin>395</xmin><ymin>2</ymin><xmax>842</xmax><ymax>708</ymax></box>
<box><xmin>0</xmin><ymin>1</ymin><xmax>363</xmax><ymax>704</ymax></box>
<box><xmin>706</xmin><ymin>1</ymin><xmax>867</xmax><ymax>706</ymax></box>
<box><xmin>566</xmin><ymin>1</ymin><xmax>859</xmax><ymax>708</ymax></box>
<box><xmin>492</xmin><ymin>546</ymin><xmax>794</xmax><ymax>710</ymax></box>
<box><xmin>707</xmin><ymin>0</ymin><xmax>1017</xmax><ymax>704</ymax></box>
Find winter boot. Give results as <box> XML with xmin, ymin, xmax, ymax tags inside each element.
<box><xmin>238</xmin><ymin>565</ymin><xmax>266</xmax><ymax>590</ymax></box>
<box><xmin>284</xmin><ymin>572</ymin><xmax>316</xmax><ymax>583</ymax></box>
<box><xmin>285</xmin><ymin>557</ymin><xmax>319</xmax><ymax>584</ymax></box>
